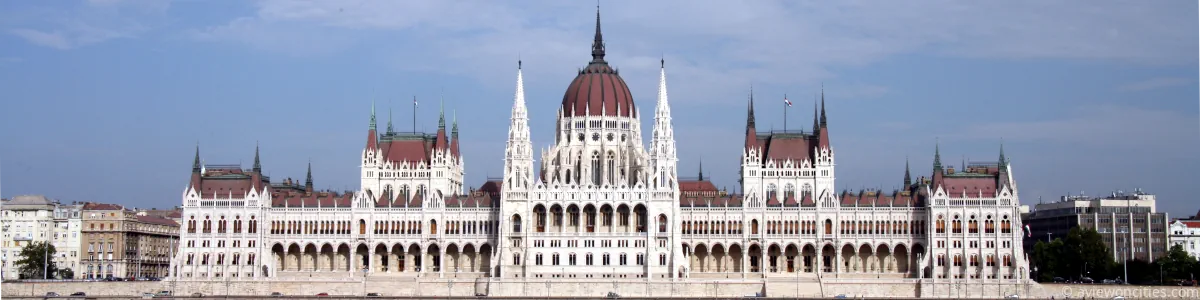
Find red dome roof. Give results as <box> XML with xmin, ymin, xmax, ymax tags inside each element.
<box><xmin>559</xmin><ymin>8</ymin><xmax>636</xmax><ymax>118</ymax></box>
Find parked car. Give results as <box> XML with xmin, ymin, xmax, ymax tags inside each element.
<box><xmin>1081</xmin><ymin>277</ymin><xmax>1095</xmax><ymax>284</ymax></box>
<box><xmin>270</xmin><ymin>292</ymin><xmax>284</xmax><ymax>297</ymax></box>
<box><xmin>156</xmin><ymin>291</ymin><xmax>172</xmax><ymax>296</ymax></box>
<box><xmin>317</xmin><ymin>292</ymin><xmax>330</xmax><ymax>297</ymax></box>
<box><xmin>1005</xmin><ymin>295</ymin><xmax>1020</xmax><ymax>299</ymax></box>
<box><xmin>606</xmin><ymin>291</ymin><xmax>620</xmax><ymax>298</ymax></box>
<box><xmin>44</xmin><ymin>292</ymin><xmax>59</xmax><ymax>297</ymax></box>
<box><xmin>834</xmin><ymin>295</ymin><xmax>848</xmax><ymax>299</ymax></box>
<box><xmin>366</xmin><ymin>292</ymin><xmax>381</xmax><ymax>297</ymax></box>
<box><xmin>141</xmin><ymin>292</ymin><xmax>155</xmax><ymax>299</ymax></box>
<box><xmin>191</xmin><ymin>292</ymin><xmax>204</xmax><ymax>297</ymax></box>
<box><xmin>70</xmin><ymin>292</ymin><xmax>86</xmax><ymax>296</ymax></box>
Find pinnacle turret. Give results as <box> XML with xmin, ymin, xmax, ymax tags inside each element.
<box><xmin>305</xmin><ymin>160</ymin><xmax>313</xmax><ymax>188</ymax></box>
<box><xmin>933</xmin><ymin>140</ymin><xmax>943</xmax><ymax>170</ymax></box>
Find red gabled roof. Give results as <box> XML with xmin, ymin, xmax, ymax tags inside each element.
<box><xmin>381</xmin><ymin>139</ymin><xmax>431</xmax><ymax>166</ymax></box>
<box><xmin>83</xmin><ymin>202</ymin><xmax>123</xmax><ymax>211</ymax></box>
<box><xmin>136</xmin><ymin>215</ymin><xmax>179</xmax><ymax>227</ymax></box>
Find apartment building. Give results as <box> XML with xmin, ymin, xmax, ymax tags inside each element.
<box><xmin>1</xmin><ymin>195</ymin><xmax>83</xmax><ymax>279</ymax></box>
<box><xmin>1023</xmin><ymin>189</ymin><xmax>1169</xmax><ymax>262</ymax></box>
<box><xmin>80</xmin><ymin>202</ymin><xmax>179</xmax><ymax>279</ymax></box>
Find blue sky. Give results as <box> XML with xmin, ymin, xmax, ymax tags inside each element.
<box><xmin>1</xmin><ymin>0</ymin><xmax>1197</xmax><ymax>216</ymax></box>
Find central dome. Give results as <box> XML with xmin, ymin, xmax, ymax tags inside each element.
<box><xmin>560</xmin><ymin>9</ymin><xmax>636</xmax><ymax>118</ymax></box>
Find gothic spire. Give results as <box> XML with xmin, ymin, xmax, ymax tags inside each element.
<box><xmin>933</xmin><ymin>139</ymin><xmax>943</xmax><ymax>170</ymax></box>
<box><xmin>438</xmin><ymin>96</ymin><xmax>446</xmax><ymax>130</ymax></box>
<box><xmin>812</xmin><ymin>96</ymin><xmax>819</xmax><ymax>134</ymax></box>
<box><xmin>451</xmin><ymin>110</ymin><xmax>459</xmax><ymax>137</ymax></box>
<box><xmin>192</xmin><ymin>144</ymin><xmax>201</xmax><ymax>173</ymax></box>
<box><xmin>999</xmin><ymin>140</ymin><xmax>1008</xmax><ymax>167</ymax></box>
<box><xmin>819</xmin><ymin>85</ymin><xmax>827</xmax><ymax>128</ymax></box>
<box><xmin>386</xmin><ymin>104</ymin><xmax>394</xmax><ymax>134</ymax></box>
<box><xmin>252</xmin><ymin>142</ymin><xmax>261</xmax><ymax>172</ymax></box>
<box><xmin>305</xmin><ymin>160</ymin><xmax>313</xmax><ymax>188</ymax></box>
<box><xmin>904</xmin><ymin>156</ymin><xmax>912</xmax><ymax>186</ymax></box>
<box><xmin>369</xmin><ymin>100</ymin><xmax>377</xmax><ymax>131</ymax></box>
<box><xmin>698</xmin><ymin>159</ymin><xmax>704</xmax><ymax>181</ymax></box>
<box><xmin>746</xmin><ymin>86</ymin><xmax>756</xmax><ymax>128</ymax></box>
<box><xmin>590</xmin><ymin>5</ymin><xmax>606</xmax><ymax>63</ymax></box>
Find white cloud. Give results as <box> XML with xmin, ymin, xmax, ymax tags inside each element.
<box><xmin>3</xmin><ymin>0</ymin><xmax>166</xmax><ymax>50</ymax></box>
<box><xmin>1116</xmin><ymin>77</ymin><xmax>1195</xmax><ymax>92</ymax></box>
<box><xmin>189</xmin><ymin>0</ymin><xmax>1196</xmax><ymax>107</ymax></box>
<box><xmin>8</xmin><ymin>28</ymin><xmax>71</xmax><ymax>49</ymax></box>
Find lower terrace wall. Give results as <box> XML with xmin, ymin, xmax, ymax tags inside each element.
<box><xmin>8</xmin><ymin>278</ymin><xmax>1195</xmax><ymax>298</ymax></box>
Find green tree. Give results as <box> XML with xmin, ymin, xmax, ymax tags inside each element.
<box><xmin>1062</xmin><ymin>227</ymin><xmax>1114</xmax><ymax>279</ymax></box>
<box><xmin>14</xmin><ymin>241</ymin><xmax>58</xmax><ymax>279</ymax></box>
<box><xmin>1157</xmin><ymin>244</ymin><xmax>1198</xmax><ymax>284</ymax></box>
<box><xmin>58</xmin><ymin>268</ymin><xmax>75</xmax><ymax>280</ymax></box>
<box><xmin>1030</xmin><ymin>227</ymin><xmax>1115</xmax><ymax>282</ymax></box>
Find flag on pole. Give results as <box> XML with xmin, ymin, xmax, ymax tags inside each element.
<box><xmin>784</xmin><ymin>95</ymin><xmax>792</xmax><ymax>107</ymax></box>
<box><xmin>1024</xmin><ymin>224</ymin><xmax>1031</xmax><ymax>237</ymax></box>
<box><xmin>413</xmin><ymin>96</ymin><xmax>419</xmax><ymax>107</ymax></box>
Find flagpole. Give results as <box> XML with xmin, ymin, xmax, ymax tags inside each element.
<box><xmin>412</xmin><ymin>96</ymin><xmax>417</xmax><ymax>133</ymax></box>
<box><xmin>784</xmin><ymin>94</ymin><xmax>788</xmax><ymax>131</ymax></box>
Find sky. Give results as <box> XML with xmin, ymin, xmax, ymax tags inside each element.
<box><xmin>0</xmin><ymin>0</ymin><xmax>1197</xmax><ymax>217</ymax></box>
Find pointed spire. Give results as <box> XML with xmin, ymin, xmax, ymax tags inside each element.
<box><xmin>747</xmin><ymin>85</ymin><xmax>756</xmax><ymax>128</ymax></box>
<box><xmin>904</xmin><ymin>156</ymin><xmax>912</xmax><ymax>187</ymax></box>
<box><xmin>933</xmin><ymin>139</ymin><xmax>943</xmax><ymax>170</ymax></box>
<box><xmin>386</xmin><ymin>104</ymin><xmax>394</xmax><ymax>134</ymax></box>
<box><xmin>252</xmin><ymin>142</ymin><xmax>261</xmax><ymax>172</ymax></box>
<box><xmin>999</xmin><ymin>139</ymin><xmax>1008</xmax><ymax>167</ymax></box>
<box><xmin>819</xmin><ymin>85</ymin><xmax>827</xmax><ymax>128</ymax></box>
<box><xmin>698</xmin><ymin>159</ymin><xmax>704</xmax><ymax>181</ymax></box>
<box><xmin>369</xmin><ymin>100</ymin><xmax>377</xmax><ymax>131</ymax></box>
<box><xmin>305</xmin><ymin>160</ymin><xmax>313</xmax><ymax>188</ymax></box>
<box><xmin>438</xmin><ymin>95</ymin><xmax>446</xmax><ymax>129</ymax></box>
<box><xmin>192</xmin><ymin>143</ymin><xmax>201</xmax><ymax>173</ymax></box>
<box><xmin>451</xmin><ymin>109</ymin><xmax>459</xmax><ymax>137</ymax></box>
<box><xmin>812</xmin><ymin>95</ymin><xmax>819</xmax><ymax>133</ymax></box>
<box><xmin>590</xmin><ymin>4</ymin><xmax>606</xmax><ymax>63</ymax></box>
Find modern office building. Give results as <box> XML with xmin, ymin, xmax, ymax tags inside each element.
<box><xmin>1024</xmin><ymin>189</ymin><xmax>1169</xmax><ymax>262</ymax></box>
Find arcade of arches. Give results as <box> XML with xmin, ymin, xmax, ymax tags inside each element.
<box><xmin>269</xmin><ymin>242</ymin><xmax>493</xmax><ymax>277</ymax></box>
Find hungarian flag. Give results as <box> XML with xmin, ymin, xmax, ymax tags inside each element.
<box><xmin>413</xmin><ymin>96</ymin><xmax>419</xmax><ymax>107</ymax></box>
<box><xmin>784</xmin><ymin>94</ymin><xmax>792</xmax><ymax>107</ymax></box>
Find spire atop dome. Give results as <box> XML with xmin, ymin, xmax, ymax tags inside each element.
<box><xmin>590</xmin><ymin>4</ymin><xmax>606</xmax><ymax>63</ymax></box>
<box><xmin>698</xmin><ymin>158</ymin><xmax>704</xmax><ymax>181</ymax></box>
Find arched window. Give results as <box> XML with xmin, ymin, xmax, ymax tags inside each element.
<box><xmin>430</xmin><ymin>219</ymin><xmax>438</xmax><ymax>234</ymax></box>
<box><xmin>511</xmin><ymin>214</ymin><xmax>522</xmax><ymax>233</ymax></box>
<box><xmin>824</xmin><ymin>219</ymin><xmax>833</xmax><ymax>235</ymax></box>
<box><xmin>766</xmin><ymin>184</ymin><xmax>778</xmax><ymax>204</ymax></box>
<box><xmin>784</xmin><ymin>184</ymin><xmax>796</xmax><ymax>202</ymax></box>
<box><xmin>187</xmin><ymin>216</ymin><xmax>196</xmax><ymax>233</ymax></box>
<box><xmin>359</xmin><ymin>219</ymin><xmax>367</xmax><ymax>235</ymax></box>
<box><xmin>203</xmin><ymin>216</ymin><xmax>212</xmax><ymax>233</ymax></box>
<box><xmin>751</xmin><ymin>219</ymin><xmax>759</xmax><ymax>234</ymax></box>
<box><xmin>936</xmin><ymin>215</ymin><xmax>946</xmax><ymax>234</ymax></box>
<box><xmin>658</xmin><ymin>214</ymin><xmax>668</xmax><ymax>233</ymax></box>
<box><xmin>606</xmin><ymin>151</ymin><xmax>616</xmax><ymax>185</ymax></box>
<box><xmin>591</xmin><ymin>151</ymin><xmax>601</xmax><ymax>186</ymax></box>
<box><xmin>249</xmin><ymin>216</ymin><xmax>257</xmax><ymax>233</ymax></box>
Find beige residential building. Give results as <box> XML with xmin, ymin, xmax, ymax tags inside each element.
<box><xmin>80</xmin><ymin>202</ymin><xmax>179</xmax><ymax>279</ymax></box>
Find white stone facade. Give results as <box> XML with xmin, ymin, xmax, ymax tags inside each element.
<box><xmin>169</xmin><ymin>10</ymin><xmax>1032</xmax><ymax>289</ymax></box>
<box><xmin>1</xmin><ymin>195</ymin><xmax>82</xmax><ymax>279</ymax></box>
<box><xmin>1169</xmin><ymin>219</ymin><xmax>1200</xmax><ymax>259</ymax></box>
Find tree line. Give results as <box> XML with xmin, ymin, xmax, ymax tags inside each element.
<box><xmin>1031</xmin><ymin>227</ymin><xmax>1198</xmax><ymax>285</ymax></box>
